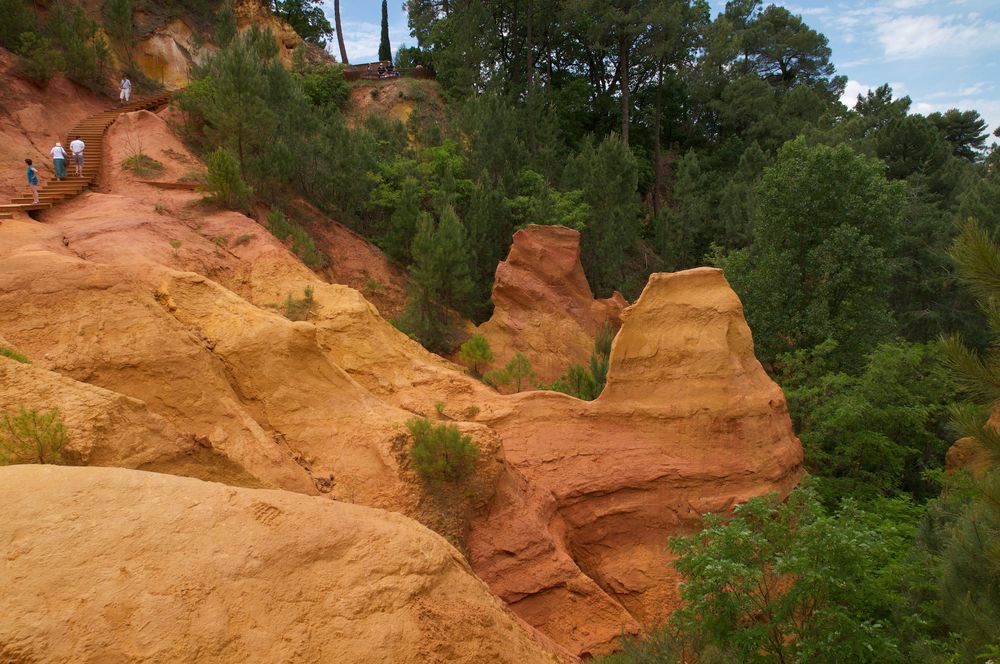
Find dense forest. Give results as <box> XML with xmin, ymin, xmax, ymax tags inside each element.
<box><xmin>4</xmin><ymin>0</ymin><xmax>999</xmax><ymax>659</ymax></box>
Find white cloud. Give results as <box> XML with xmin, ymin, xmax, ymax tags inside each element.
<box><xmin>839</xmin><ymin>80</ymin><xmax>908</xmax><ymax>108</ymax></box>
<box><xmin>912</xmin><ymin>98</ymin><xmax>1000</xmax><ymax>134</ymax></box>
<box><xmin>877</xmin><ymin>14</ymin><xmax>1000</xmax><ymax>59</ymax></box>
<box><xmin>840</xmin><ymin>79</ymin><xmax>872</xmax><ymax>108</ymax></box>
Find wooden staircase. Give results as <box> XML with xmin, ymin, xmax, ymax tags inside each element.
<box><xmin>0</xmin><ymin>92</ymin><xmax>172</xmax><ymax>217</ymax></box>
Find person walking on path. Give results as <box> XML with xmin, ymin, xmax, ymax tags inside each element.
<box><xmin>25</xmin><ymin>159</ymin><xmax>40</xmax><ymax>204</ymax></box>
<box><xmin>119</xmin><ymin>75</ymin><xmax>132</xmax><ymax>104</ymax></box>
<box><xmin>69</xmin><ymin>136</ymin><xmax>85</xmax><ymax>177</ymax></box>
<box><xmin>50</xmin><ymin>142</ymin><xmax>68</xmax><ymax>180</ymax></box>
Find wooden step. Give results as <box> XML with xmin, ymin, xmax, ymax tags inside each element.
<box><xmin>0</xmin><ymin>203</ymin><xmax>51</xmax><ymax>211</ymax></box>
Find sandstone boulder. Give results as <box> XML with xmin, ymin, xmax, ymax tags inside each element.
<box><xmin>0</xmin><ymin>465</ymin><xmax>569</xmax><ymax>663</ymax></box>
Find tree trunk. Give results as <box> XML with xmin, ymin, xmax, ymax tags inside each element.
<box><xmin>526</xmin><ymin>0</ymin><xmax>534</xmax><ymax>94</ymax></box>
<box><xmin>619</xmin><ymin>37</ymin><xmax>630</xmax><ymax>145</ymax></box>
<box><xmin>334</xmin><ymin>0</ymin><xmax>349</xmax><ymax>64</ymax></box>
<box><xmin>653</xmin><ymin>59</ymin><xmax>663</xmax><ymax>215</ymax></box>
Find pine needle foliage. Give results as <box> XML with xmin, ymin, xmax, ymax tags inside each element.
<box><xmin>407</xmin><ymin>417</ymin><xmax>479</xmax><ymax>482</ymax></box>
<box><xmin>0</xmin><ymin>407</ymin><xmax>69</xmax><ymax>465</ymax></box>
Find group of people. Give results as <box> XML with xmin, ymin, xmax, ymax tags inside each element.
<box><xmin>371</xmin><ymin>61</ymin><xmax>400</xmax><ymax>79</ymax></box>
<box><xmin>24</xmin><ymin>137</ymin><xmax>86</xmax><ymax>204</ymax></box>
<box><xmin>20</xmin><ymin>74</ymin><xmax>128</xmax><ymax>205</ymax></box>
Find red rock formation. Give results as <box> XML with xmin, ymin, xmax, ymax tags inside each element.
<box><xmin>476</xmin><ymin>225</ymin><xmax>627</xmax><ymax>384</ymax></box>
<box><xmin>469</xmin><ymin>268</ymin><xmax>804</xmax><ymax>656</ymax></box>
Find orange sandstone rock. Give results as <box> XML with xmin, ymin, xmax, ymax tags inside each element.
<box><xmin>476</xmin><ymin>225</ymin><xmax>626</xmax><ymax>384</ymax></box>
<box><xmin>0</xmin><ymin>465</ymin><xmax>569</xmax><ymax>664</ymax></box>
<box><xmin>469</xmin><ymin>268</ymin><xmax>804</xmax><ymax>657</ymax></box>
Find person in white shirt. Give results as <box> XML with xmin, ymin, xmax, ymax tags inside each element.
<box><xmin>50</xmin><ymin>142</ymin><xmax>68</xmax><ymax>180</ymax></box>
<box><xmin>119</xmin><ymin>75</ymin><xmax>132</xmax><ymax>104</ymax></box>
<box><xmin>69</xmin><ymin>137</ymin><xmax>85</xmax><ymax>177</ymax></box>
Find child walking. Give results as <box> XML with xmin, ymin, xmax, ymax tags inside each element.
<box><xmin>25</xmin><ymin>159</ymin><xmax>39</xmax><ymax>204</ymax></box>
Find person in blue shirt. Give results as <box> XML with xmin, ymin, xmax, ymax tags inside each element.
<box><xmin>25</xmin><ymin>158</ymin><xmax>39</xmax><ymax>203</ymax></box>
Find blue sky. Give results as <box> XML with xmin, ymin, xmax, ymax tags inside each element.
<box><xmin>324</xmin><ymin>0</ymin><xmax>1000</xmax><ymax>133</ymax></box>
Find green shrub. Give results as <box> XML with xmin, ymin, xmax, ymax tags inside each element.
<box><xmin>550</xmin><ymin>323</ymin><xmax>613</xmax><ymax>400</ymax></box>
<box><xmin>407</xmin><ymin>418</ymin><xmax>479</xmax><ymax>482</ymax></box>
<box><xmin>280</xmin><ymin>286</ymin><xmax>315</xmax><ymax>321</ymax></box>
<box><xmin>17</xmin><ymin>32</ymin><xmax>64</xmax><ymax>84</ymax></box>
<box><xmin>122</xmin><ymin>153</ymin><xmax>165</xmax><ymax>178</ymax></box>
<box><xmin>265</xmin><ymin>209</ymin><xmax>326</xmax><ymax>268</ymax></box>
<box><xmin>459</xmin><ymin>334</ymin><xmax>493</xmax><ymax>377</ymax></box>
<box><xmin>0</xmin><ymin>407</ymin><xmax>69</xmax><ymax>465</ymax></box>
<box><xmin>484</xmin><ymin>352</ymin><xmax>536</xmax><ymax>392</ymax></box>
<box><xmin>205</xmin><ymin>148</ymin><xmax>252</xmax><ymax>211</ymax></box>
<box><xmin>0</xmin><ymin>0</ymin><xmax>34</xmax><ymax>52</ymax></box>
<box><xmin>297</xmin><ymin>64</ymin><xmax>349</xmax><ymax>108</ymax></box>
<box><xmin>0</xmin><ymin>346</ymin><xmax>30</xmax><ymax>364</ymax></box>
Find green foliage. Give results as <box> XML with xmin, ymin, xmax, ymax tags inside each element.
<box><xmin>271</xmin><ymin>0</ymin><xmax>332</xmax><ymax>46</ymax></box>
<box><xmin>0</xmin><ymin>407</ymin><xmax>69</xmax><ymax>465</ymax></box>
<box><xmin>296</xmin><ymin>64</ymin><xmax>349</xmax><ymax>108</ymax></box>
<box><xmin>938</xmin><ymin>470</ymin><xmax>1000</xmax><ymax>661</ymax></box>
<box><xmin>102</xmin><ymin>0</ymin><xmax>134</xmax><ymax>45</ymax></box>
<box><xmin>396</xmin><ymin>206</ymin><xmax>475</xmax><ymax>351</ymax></box>
<box><xmin>563</xmin><ymin>136</ymin><xmax>641</xmax><ymax>297</ymax></box>
<box><xmin>724</xmin><ymin>137</ymin><xmax>906</xmax><ymax>371</ymax></box>
<box><xmin>17</xmin><ymin>32</ymin><xmax>64</xmax><ymax>84</ymax></box>
<box><xmin>406</xmin><ymin>417</ymin><xmax>479</xmax><ymax>482</ymax></box>
<box><xmin>0</xmin><ymin>0</ymin><xmax>34</xmax><ymax>52</ymax></box>
<box><xmin>213</xmin><ymin>2</ymin><xmax>237</xmax><ymax>47</ymax></box>
<box><xmin>551</xmin><ymin>323</ymin><xmax>614</xmax><ymax>400</ymax></box>
<box><xmin>280</xmin><ymin>286</ymin><xmax>315</xmax><ymax>321</ymax></box>
<box><xmin>779</xmin><ymin>340</ymin><xmax>958</xmax><ymax>505</ymax></box>
<box><xmin>933</xmin><ymin>218</ymin><xmax>1000</xmax><ymax>660</ymax></box>
<box><xmin>458</xmin><ymin>334</ymin><xmax>493</xmax><ymax>377</ymax></box>
<box><xmin>484</xmin><ymin>352</ymin><xmax>536</xmax><ymax>393</ymax></box>
<box><xmin>378</xmin><ymin>0</ymin><xmax>392</xmax><ymax>63</ymax></box>
<box><xmin>928</xmin><ymin>109</ymin><xmax>990</xmax><ymax>162</ymax></box>
<box><xmin>507</xmin><ymin>169</ymin><xmax>590</xmax><ymax>232</ymax></box>
<box><xmin>668</xmin><ymin>484</ymin><xmax>908</xmax><ymax>663</ymax></box>
<box><xmin>0</xmin><ymin>346</ymin><xmax>30</xmax><ymax>364</ymax></box>
<box><xmin>121</xmin><ymin>153</ymin><xmax>165</xmax><ymax>178</ymax></box>
<box><xmin>205</xmin><ymin>148</ymin><xmax>252</xmax><ymax>211</ymax></box>
<box><xmin>265</xmin><ymin>209</ymin><xmax>326</xmax><ymax>268</ymax></box>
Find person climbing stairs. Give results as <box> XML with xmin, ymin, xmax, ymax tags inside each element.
<box><xmin>1</xmin><ymin>92</ymin><xmax>172</xmax><ymax>215</ymax></box>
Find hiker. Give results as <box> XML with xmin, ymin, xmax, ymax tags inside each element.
<box><xmin>25</xmin><ymin>159</ymin><xmax>39</xmax><ymax>204</ymax></box>
<box><xmin>119</xmin><ymin>75</ymin><xmax>132</xmax><ymax>104</ymax></box>
<box><xmin>377</xmin><ymin>62</ymin><xmax>385</xmax><ymax>78</ymax></box>
<box><xmin>69</xmin><ymin>136</ymin><xmax>85</xmax><ymax>177</ymax></box>
<box><xmin>50</xmin><ymin>142</ymin><xmax>68</xmax><ymax>180</ymax></box>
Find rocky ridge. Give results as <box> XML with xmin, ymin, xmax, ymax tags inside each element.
<box><xmin>0</xmin><ymin>104</ymin><xmax>803</xmax><ymax>657</ymax></box>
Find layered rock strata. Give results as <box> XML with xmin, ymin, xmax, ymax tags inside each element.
<box><xmin>469</xmin><ymin>268</ymin><xmax>804</xmax><ymax>656</ymax></box>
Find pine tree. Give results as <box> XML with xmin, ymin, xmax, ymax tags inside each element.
<box><xmin>432</xmin><ymin>205</ymin><xmax>474</xmax><ymax>316</ymax></box>
<box><xmin>459</xmin><ymin>334</ymin><xmax>493</xmax><ymax>377</ymax></box>
<box><xmin>939</xmin><ymin>219</ymin><xmax>1000</xmax><ymax>658</ymax></box>
<box><xmin>378</xmin><ymin>0</ymin><xmax>392</xmax><ymax>62</ymax></box>
<box><xmin>398</xmin><ymin>206</ymin><xmax>475</xmax><ymax>350</ymax></box>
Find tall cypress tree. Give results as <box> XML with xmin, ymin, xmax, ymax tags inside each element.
<box><xmin>378</xmin><ymin>0</ymin><xmax>392</xmax><ymax>62</ymax></box>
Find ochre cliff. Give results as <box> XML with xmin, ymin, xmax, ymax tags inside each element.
<box><xmin>468</xmin><ymin>267</ymin><xmax>804</xmax><ymax>656</ymax></box>
<box><xmin>476</xmin><ymin>225</ymin><xmax>627</xmax><ymax>384</ymax></box>
<box><xmin>0</xmin><ymin>465</ymin><xmax>569</xmax><ymax>664</ymax></box>
<box><xmin>0</xmin><ymin>103</ymin><xmax>803</xmax><ymax>658</ymax></box>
